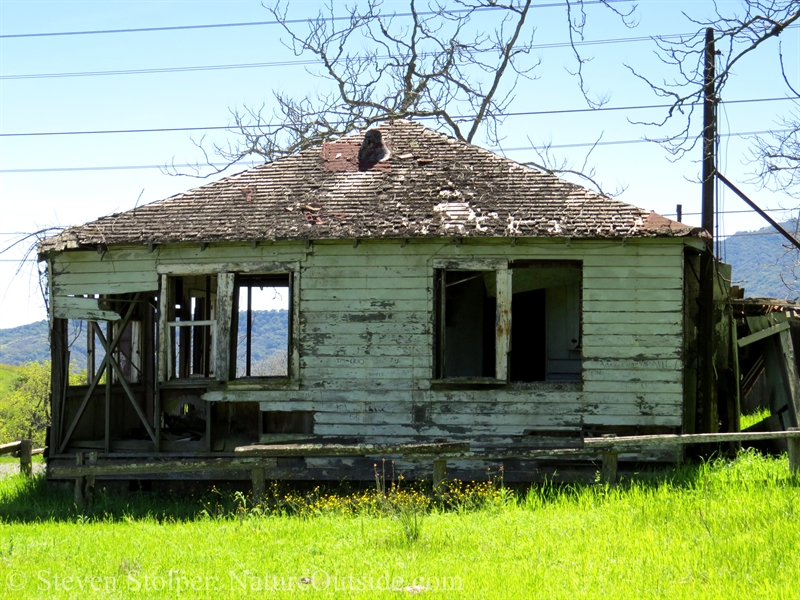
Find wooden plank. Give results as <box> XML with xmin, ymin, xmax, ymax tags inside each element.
<box><xmin>302</xmin><ymin>266</ymin><xmax>424</xmax><ymax>279</ymax></box>
<box><xmin>0</xmin><ymin>441</ymin><xmax>21</xmax><ymax>456</ymax></box>
<box><xmin>300</xmin><ymin>356</ymin><xmax>430</xmax><ymax>369</ymax></box>
<box><xmin>310</xmin><ymin>255</ymin><xmax>434</xmax><ymax>267</ymax></box>
<box><xmin>789</xmin><ymin>428</ymin><xmax>800</xmax><ymax>474</ymax></box>
<box><xmin>584</xmin><ymin>358</ymin><xmax>682</xmax><ymax>371</ymax></box>
<box><xmin>737</xmin><ymin>321</ymin><xmax>791</xmax><ymax>347</ymax></box>
<box><xmin>301</xmin><ymin>344</ymin><xmax>429</xmax><ymax>358</ymax></box>
<box><xmin>156</xmin><ymin>261</ymin><xmax>299</xmax><ymax>275</ymax></box>
<box><xmin>300</xmin><ymin>333</ymin><xmax>427</xmax><ymax>347</ymax></box>
<box><xmin>584</xmin><ymin>323</ymin><xmax>681</xmax><ymax>336</ymax></box>
<box><xmin>290</xmin><ymin>269</ymin><xmax>301</xmax><ymax>382</ymax></box>
<box><xmin>235</xmin><ymin>441</ymin><xmax>469</xmax><ymax>457</ymax></box>
<box><xmin>583</xmin><ymin>266</ymin><xmax>683</xmax><ymax>280</ymax></box>
<box><xmin>583</xmin><ymin>288</ymin><xmax>683</xmax><ymax>302</ymax></box>
<box><xmin>301</xmin><ymin>287</ymin><xmax>430</xmax><ymax>301</ymax></box>
<box><xmin>584</xmin><ymin>429</ymin><xmax>800</xmax><ymax>449</ymax></box>
<box><xmin>496</xmin><ymin>267</ymin><xmax>511</xmax><ymax>381</ymax></box>
<box><xmin>313</xmin><ymin>410</ymin><xmax>680</xmax><ymax>426</ymax></box>
<box><xmin>300</xmin><ymin>367</ymin><xmax>432</xmax><ymax>380</ymax></box>
<box><xmin>300</xmin><ymin>378</ymin><xmax>427</xmax><ymax>391</ymax></box>
<box><xmin>432</xmin><ymin>258</ymin><xmax>508</xmax><ymax>270</ymax></box>
<box><xmin>215</xmin><ymin>272</ymin><xmax>235</xmax><ymax>382</ymax></box>
<box><xmin>583</xmin><ymin>346</ymin><xmax>682</xmax><ymax>359</ymax></box>
<box><xmin>584</xmin><ymin>300</ymin><xmax>681</xmax><ymax>313</ymax></box>
<box><xmin>584</xmin><ymin>278</ymin><xmax>682</xmax><ymax>290</ymax></box>
<box><xmin>300</xmin><ymin>298</ymin><xmax>430</xmax><ymax>312</ymax></box>
<box><xmin>54</xmin><ymin>259</ymin><xmax>157</xmax><ymax>274</ymax></box>
<box><xmin>584</xmin><ymin>369</ymin><xmax>682</xmax><ymax>383</ymax></box>
<box><xmin>584</xmin><ymin>334</ymin><xmax>682</xmax><ymax>347</ymax></box>
<box><xmin>312</xmin><ymin>423</ymin><xmax>574</xmax><ymax>437</ymax></box>
<box><xmin>51</xmin><ymin>458</ymin><xmax>279</xmax><ymax>477</ymax></box>
<box><xmin>156</xmin><ymin>246</ymin><xmax>307</xmax><ymax>264</ymax></box>
<box><xmin>53</xmin><ymin>271</ymin><xmax>159</xmax><ymax>286</ymax></box>
<box><xmin>54</xmin><ymin>281</ymin><xmax>158</xmax><ymax>296</ymax></box>
<box><xmin>301</xmin><ymin>276</ymin><xmax>429</xmax><ymax>290</ymax></box>
<box><xmin>302</xmin><ymin>322</ymin><xmax>430</xmax><ymax>335</ymax></box>
<box><xmin>157</xmin><ymin>274</ymin><xmax>170</xmax><ymax>383</ymax></box>
<box><xmin>582</xmin><ymin>255</ymin><xmax>682</xmax><ymax>269</ymax></box>
<box><xmin>582</xmin><ymin>312</ymin><xmax>682</xmax><ymax>325</ymax></box>
<box><xmin>583</xmin><ymin>380</ymin><xmax>682</xmax><ymax>393</ymax></box>
<box><xmin>433</xmin><ymin>459</ymin><xmax>447</xmax><ymax>489</ymax></box>
<box><xmin>583</xmin><ymin>414</ymin><xmax>681</xmax><ymax>427</ymax></box>
<box><xmin>54</xmin><ymin>307</ymin><xmax>122</xmax><ymax>321</ymax></box>
<box><xmin>300</xmin><ymin>311</ymin><xmax>428</xmax><ymax>324</ymax></box>
<box><xmin>251</xmin><ymin>467</ymin><xmax>266</xmax><ymax>502</ymax></box>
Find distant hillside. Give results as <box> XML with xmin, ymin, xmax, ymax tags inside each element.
<box><xmin>0</xmin><ymin>321</ymin><xmax>50</xmax><ymax>367</ymax></box>
<box><xmin>0</xmin><ymin>310</ymin><xmax>288</xmax><ymax>369</ymax></box>
<box><xmin>723</xmin><ymin>219</ymin><xmax>799</xmax><ymax>299</ymax></box>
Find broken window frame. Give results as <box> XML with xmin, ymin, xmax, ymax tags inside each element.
<box><xmin>231</xmin><ymin>272</ymin><xmax>293</xmax><ymax>379</ymax></box>
<box><xmin>433</xmin><ymin>259</ymin><xmax>511</xmax><ymax>382</ymax></box>
<box><xmin>158</xmin><ymin>273</ymin><xmax>220</xmax><ymax>382</ymax></box>
<box><xmin>432</xmin><ymin>258</ymin><xmax>583</xmax><ymax>384</ymax></box>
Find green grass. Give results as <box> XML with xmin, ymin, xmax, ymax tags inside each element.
<box><xmin>741</xmin><ymin>407</ymin><xmax>771</xmax><ymax>430</ymax></box>
<box><xmin>0</xmin><ymin>449</ymin><xmax>798</xmax><ymax>598</ymax></box>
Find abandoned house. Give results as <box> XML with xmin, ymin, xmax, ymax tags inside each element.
<box><xmin>39</xmin><ymin>119</ymin><xmax>737</xmax><ymax>484</ymax></box>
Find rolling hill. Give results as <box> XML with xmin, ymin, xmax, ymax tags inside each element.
<box><xmin>723</xmin><ymin>219</ymin><xmax>798</xmax><ymax>299</ymax></box>
<box><xmin>0</xmin><ymin>310</ymin><xmax>288</xmax><ymax>369</ymax></box>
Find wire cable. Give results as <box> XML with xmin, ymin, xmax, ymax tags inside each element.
<box><xmin>0</xmin><ymin>129</ymin><xmax>790</xmax><ymax>173</ymax></box>
<box><xmin>0</xmin><ymin>98</ymin><xmax>793</xmax><ymax>138</ymax></box>
<box><xmin>0</xmin><ymin>1</ymin><xmax>632</xmax><ymax>39</ymax></box>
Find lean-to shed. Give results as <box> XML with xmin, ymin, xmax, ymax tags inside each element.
<box><xmin>39</xmin><ymin>119</ymin><xmax>719</xmax><ymax>484</ymax></box>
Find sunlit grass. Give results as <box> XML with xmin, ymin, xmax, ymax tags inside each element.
<box><xmin>741</xmin><ymin>407</ymin><xmax>771</xmax><ymax>430</ymax></box>
<box><xmin>0</xmin><ymin>449</ymin><xmax>798</xmax><ymax>598</ymax></box>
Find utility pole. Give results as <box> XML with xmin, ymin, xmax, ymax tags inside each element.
<box><xmin>697</xmin><ymin>27</ymin><xmax>718</xmax><ymax>433</ymax></box>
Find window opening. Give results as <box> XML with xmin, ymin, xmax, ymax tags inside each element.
<box><xmin>510</xmin><ymin>262</ymin><xmax>582</xmax><ymax>382</ymax></box>
<box><xmin>167</xmin><ymin>275</ymin><xmax>217</xmax><ymax>379</ymax></box>
<box><xmin>233</xmin><ymin>274</ymin><xmax>290</xmax><ymax>378</ymax></box>
<box><xmin>435</xmin><ymin>261</ymin><xmax>582</xmax><ymax>383</ymax></box>
<box><xmin>436</xmin><ymin>270</ymin><xmax>497</xmax><ymax>379</ymax></box>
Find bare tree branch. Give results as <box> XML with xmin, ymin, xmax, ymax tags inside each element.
<box><xmin>170</xmin><ymin>0</ymin><xmax>636</xmax><ymax>180</ymax></box>
<box><xmin>628</xmin><ymin>0</ymin><xmax>800</xmax><ymax>166</ymax></box>
<box><xmin>523</xmin><ymin>133</ymin><xmax>628</xmax><ymax>197</ymax></box>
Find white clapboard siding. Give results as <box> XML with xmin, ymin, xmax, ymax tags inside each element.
<box><xmin>292</xmin><ymin>238</ymin><xmax>686</xmax><ymax>434</ymax></box>
<box><xmin>49</xmin><ymin>237</ymin><xmax>689</xmax><ymax>438</ymax></box>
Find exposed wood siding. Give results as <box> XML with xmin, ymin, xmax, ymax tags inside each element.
<box><xmin>51</xmin><ymin>238</ymin><xmax>686</xmax><ymax>457</ymax></box>
<box><xmin>291</xmin><ymin>239</ymin><xmax>685</xmax><ymax>441</ymax></box>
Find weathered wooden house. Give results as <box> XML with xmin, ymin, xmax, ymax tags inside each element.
<box><xmin>39</xmin><ymin>119</ymin><xmax>717</xmax><ymax>484</ymax></box>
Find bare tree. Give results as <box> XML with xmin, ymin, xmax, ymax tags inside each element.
<box><xmin>627</xmin><ymin>0</ymin><xmax>799</xmax><ymax>175</ymax></box>
<box><xmin>169</xmin><ymin>0</ymin><xmax>635</xmax><ymax>182</ymax></box>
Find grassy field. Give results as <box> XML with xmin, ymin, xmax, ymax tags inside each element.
<box><xmin>0</xmin><ymin>450</ymin><xmax>798</xmax><ymax>599</ymax></box>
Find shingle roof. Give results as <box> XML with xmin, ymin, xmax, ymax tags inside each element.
<box><xmin>40</xmin><ymin>120</ymin><xmax>700</xmax><ymax>252</ymax></box>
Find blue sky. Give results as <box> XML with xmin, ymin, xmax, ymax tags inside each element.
<box><xmin>0</xmin><ymin>0</ymin><xmax>798</xmax><ymax>328</ymax></box>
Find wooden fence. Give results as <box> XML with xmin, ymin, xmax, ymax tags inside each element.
<box><xmin>46</xmin><ymin>431</ymin><xmax>800</xmax><ymax>507</ymax></box>
<box><xmin>0</xmin><ymin>440</ymin><xmax>45</xmax><ymax>477</ymax></box>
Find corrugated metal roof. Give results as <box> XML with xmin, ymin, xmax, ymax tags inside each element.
<box><xmin>40</xmin><ymin>119</ymin><xmax>700</xmax><ymax>252</ymax></box>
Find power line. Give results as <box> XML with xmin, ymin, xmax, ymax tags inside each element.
<box><xmin>664</xmin><ymin>208</ymin><xmax>796</xmax><ymax>217</ymax></box>
<box><xmin>720</xmin><ymin>231</ymin><xmax>799</xmax><ymax>238</ymax></box>
<box><xmin>0</xmin><ymin>98</ymin><xmax>793</xmax><ymax>139</ymax></box>
<box><xmin>502</xmin><ymin>129</ymin><xmax>789</xmax><ymax>152</ymax></box>
<box><xmin>0</xmin><ymin>32</ymin><xmax>692</xmax><ymax>81</ymax></box>
<box><xmin>0</xmin><ymin>129</ymin><xmax>789</xmax><ymax>174</ymax></box>
<box><xmin>0</xmin><ymin>1</ymin><xmax>630</xmax><ymax>39</ymax></box>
